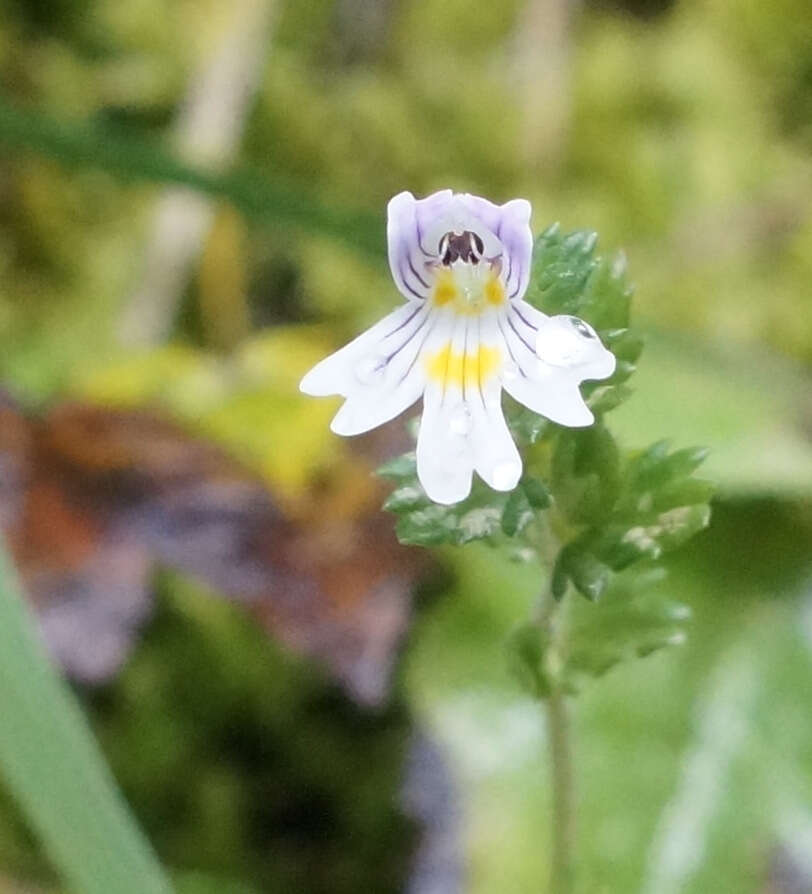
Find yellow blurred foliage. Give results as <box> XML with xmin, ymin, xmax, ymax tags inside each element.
<box><xmin>75</xmin><ymin>327</ymin><xmax>347</xmax><ymax>500</ymax></box>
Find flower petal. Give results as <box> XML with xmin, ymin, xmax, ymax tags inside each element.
<box><xmin>387</xmin><ymin>190</ymin><xmax>453</xmax><ymax>301</ymax></box>
<box><xmin>468</xmin><ymin>311</ymin><xmax>522</xmax><ymax>490</ymax></box>
<box><xmin>300</xmin><ymin>302</ymin><xmax>428</xmax><ymax>397</ymax></box>
<box><xmin>457</xmin><ymin>194</ymin><xmax>533</xmax><ymax>300</ymax></box>
<box><xmin>419</xmin><ymin>194</ymin><xmax>503</xmax><ymax>262</ymax></box>
<box><xmin>416</xmin><ymin>310</ymin><xmax>521</xmax><ymax>503</ymax></box>
<box><xmin>416</xmin><ymin>312</ymin><xmax>475</xmax><ymax>504</ymax></box>
<box><xmin>328</xmin><ymin>307</ymin><xmax>448</xmax><ymax>436</ymax></box>
<box><xmin>416</xmin><ymin>383</ymin><xmax>475</xmax><ymax>504</ymax></box>
<box><xmin>498</xmin><ymin>301</ymin><xmax>598</xmax><ymax>427</ymax></box>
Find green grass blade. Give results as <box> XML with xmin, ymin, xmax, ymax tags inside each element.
<box><xmin>0</xmin><ymin>538</ymin><xmax>173</xmax><ymax>894</ymax></box>
<box><xmin>0</xmin><ymin>97</ymin><xmax>384</xmax><ymax>259</ymax></box>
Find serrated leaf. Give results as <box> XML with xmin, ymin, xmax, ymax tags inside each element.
<box><xmin>382</xmin><ymin>484</ymin><xmax>428</xmax><ymax>512</ymax></box>
<box><xmin>382</xmin><ymin>453</ymin><xmax>553</xmax><ymax>547</ymax></box>
<box><xmin>594</xmin><ymin>503</ymin><xmax>712</xmax><ymax>571</ymax></box>
<box><xmin>628</xmin><ymin>442</ymin><xmax>709</xmax><ymax>491</ymax></box>
<box><xmin>395</xmin><ymin>505</ymin><xmax>458</xmax><ymax>547</ymax></box>
<box><xmin>637</xmin><ymin>503</ymin><xmax>712</xmax><ymax>552</ymax></box>
<box><xmin>376</xmin><ymin>452</ymin><xmax>417</xmax><ymax>482</ymax></box>
<box><xmin>604</xmin><ymin>328</ymin><xmax>645</xmax><ymax>363</ymax></box>
<box><xmin>563</xmin><ymin>578</ymin><xmax>691</xmax><ymax>687</ymax></box>
<box><xmin>646</xmin><ymin>477</ymin><xmax>716</xmax><ymax>512</ymax></box>
<box><xmin>587</xmin><ymin>384</ymin><xmax>633</xmax><ymax>415</ymax></box>
<box><xmin>593</xmin><ymin>525</ymin><xmax>662</xmax><ymax>569</ymax></box>
<box><xmin>454</xmin><ymin>505</ymin><xmax>505</xmax><ymax>545</ymax></box>
<box><xmin>525</xmin><ymin>227</ymin><xmax>635</xmax><ymax>342</ymax></box>
<box><xmin>392</xmin><ymin>487</ymin><xmax>508</xmax><ymax>547</ymax></box>
<box><xmin>501</xmin><ymin>487</ymin><xmax>533</xmax><ymax>537</ymax></box>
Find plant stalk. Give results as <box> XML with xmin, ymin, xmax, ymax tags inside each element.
<box><xmin>546</xmin><ymin>682</ymin><xmax>575</xmax><ymax>894</ymax></box>
<box><xmin>536</xmin><ymin>568</ymin><xmax>576</xmax><ymax>894</ymax></box>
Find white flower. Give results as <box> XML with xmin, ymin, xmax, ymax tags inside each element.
<box><xmin>300</xmin><ymin>190</ymin><xmax>616</xmax><ymax>505</ymax></box>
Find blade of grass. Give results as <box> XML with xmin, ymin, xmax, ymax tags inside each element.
<box><xmin>0</xmin><ymin>97</ymin><xmax>384</xmax><ymax>259</ymax></box>
<box><xmin>0</xmin><ymin>537</ymin><xmax>173</xmax><ymax>894</ymax></box>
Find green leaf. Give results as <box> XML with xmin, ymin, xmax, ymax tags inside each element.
<box><xmin>507</xmin><ymin>404</ymin><xmax>553</xmax><ymax>446</ymax></box>
<box><xmin>0</xmin><ymin>539</ymin><xmax>172</xmax><ymax>894</ymax></box>
<box><xmin>586</xmin><ymin>384</ymin><xmax>633</xmax><ymax>416</ymax></box>
<box><xmin>395</xmin><ymin>504</ymin><xmax>462</xmax><ymax>546</ymax></box>
<box><xmin>604</xmin><ymin>328</ymin><xmax>645</xmax><ymax>363</ymax></box>
<box><xmin>551</xmin><ymin>559</ymin><xmax>570</xmax><ymax>601</ymax></box>
<box><xmin>376</xmin><ymin>452</ymin><xmax>418</xmax><ymax>482</ymax></box>
<box><xmin>551</xmin><ymin>424</ymin><xmax>622</xmax><ymax>525</ymax></box>
<box><xmin>556</xmin><ymin>547</ymin><xmax>612</xmax><ymax>602</ymax></box>
<box><xmin>393</xmin><ymin>491</ymin><xmax>506</xmax><ymax>547</ymax></box>
<box><xmin>501</xmin><ymin>487</ymin><xmax>533</xmax><ymax>537</ymax></box>
<box><xmin>521</xmin><ymin>476</ymin><xmax>552</xmax><ymax>509</ymax></box>
<box><xmin>505</xmin><ymin>623</ymin><xmax>551</xmax><ymax>699</ymax></box>
<box><xmin>0</xmin><ymin>99</ymin><xmax>384</xmax><ymax>259</ymax></box>
<box><xmin>382</xmin><ymin>484</ymin><xmax>428</xmax><ymax>512</ymax></box>
<box><xmin>525</xmin><ymin>225</ymin><xmax>635</xmax><ymax>334</ymax></box>
<box><xmin>382</xmin><ymin>455</ymin><xmax>550</xmax><ymax>548</ymax></box>
<box><xmin>627</xmin><ymin>442</ymin><xmax>710</xmax><ymax>492</ymax></box>
<box><xmin>553</xmin><ymin>439</ymin><xmax>714</xmax><ymax>595</ymax></box>
<box><xmin>647</xmin><ymin>477</ymin><xmax>716</xmax><ymax>512</ymax></box>
<box><xmin>634</xmin><ymin>504</ymin><xmax>713</xmax><ymax>553</ymax></box>
<box><xmin>564</xmin><ymin>573</ymin><xmax>690</xmax><ymax>687</ymax></box>
<box><xmin>525</xmin><ymin>226</ymin><xmax>600</xmax><ymax>315</ymax></box>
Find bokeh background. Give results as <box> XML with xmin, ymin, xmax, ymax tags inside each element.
<box><xmin>0</xmin><ymin>0</ymin><xmax>811</xmax><ymax>891</ymax></box>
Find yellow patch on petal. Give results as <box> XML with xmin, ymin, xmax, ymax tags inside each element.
<box><xmin>485</xmin><ymin>277</ymin><xmax>505</xmax><ymax>306</ymax></box>
<box><xmin>431</xmin><ymin>269</ymin><xmax>505</xmax><ymax>313</ymax></box>
<box><xmin>432</xmin><ymin>270</ymin><xmax>458</xmax><ymax>306</ymax></box>
<box><xmin>424</xmin><ymin>342</ymin><xmax>502</xmax><ymax>388</ymax></box>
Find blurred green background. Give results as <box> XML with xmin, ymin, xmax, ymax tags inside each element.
<box><xmin>0</xmin><ymin>0</ymin><xmax>810</xmax><ymax>891</ymax></box>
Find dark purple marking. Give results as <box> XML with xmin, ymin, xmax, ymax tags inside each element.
<box><xmin>398</xmin><ymin>256</ymin><xmax>426</xmax><ymax>299</ymax></box>
<box><xmin>383</xmin><ymin>303</ymin><xmax>425</xmax><ymax>340</ymax></box>
<box><xmin>507</xmin><ymin>314</ymin><xmax>535</xmax><ymax>355</ymax></box>
<box><xmin>408</xmin><ymin>256</ymin><xmax>431</xmax><ymax>289</ymax></box>
<box><xmin>497</xmin><ymin>315</ymin><xmax>529</xmax><ymax>380</ymax></box>
<box><xmin>512</xmin><ymin>304</ymin><xmax>537</xmax><ymax>331</ymax></box>
<box><xmin>385</xmin><ymin>311</ymin><xmax>429</xmax><ymax>365</ymax></box>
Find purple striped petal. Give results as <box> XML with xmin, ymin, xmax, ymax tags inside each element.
<box><xmin>457</xmin><ymin>194</ymin><xmax>533</xmax><ymax>300</ymax></box>
<box><xmin>387</xmin><ymin>190</ymin><xmax>453</xmax><ymax>300</ymax></box>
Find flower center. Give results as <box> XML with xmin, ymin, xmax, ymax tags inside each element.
<box><xmin>438</xmin><ymin>230</ymin><xmax>485</xmax><ymax>266</ymax></box>
<box><xmin>431</xmin><ymin>230</ymin><xmax>505</xmax><ymax>312</ymax></box>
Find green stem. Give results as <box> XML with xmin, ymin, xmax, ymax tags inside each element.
<box><xmin>546</xmin><ymin>682</ymin><xmax>575</xmax><ymax>894</ymax></box>
<box><xmin>537</xmin><ymin>579</ymin><xmax>575</xmax><ymax>894</ymax></box>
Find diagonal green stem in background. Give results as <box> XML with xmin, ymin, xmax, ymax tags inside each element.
<box><xmin>0</xmin><ymin>97</ymin><xmax>385</xmax><ymax>260</ymax></box>
<box><xmin>0</xmin><ymin>538</ymin><xmax>173</xmax><ymax>894</ymax></box>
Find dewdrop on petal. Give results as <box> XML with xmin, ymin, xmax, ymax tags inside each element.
<box><xmin>300</xmin><ymin>190</ymin><xmax>617</xmax><ymax>505</ymax></box>
<box><xmin>535</xmin><ymin>315</ymin><xmax>615</xmax><ymax>377</ymax></box>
